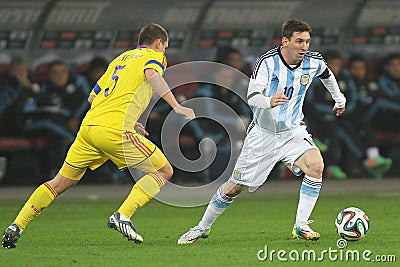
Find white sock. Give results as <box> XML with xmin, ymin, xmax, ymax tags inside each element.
<box><xmin>366</xmin><ymin>147</ymin><xmax>379</xmax><ymax>159</ymax></box>
<box><xmin>295</xmin><ymin>176</ymin><xmax>322</xmax><ymax>227</ymax></box>
<box><xmin>119</xmin><ymin>212</ymin><xmax>130</xmax><ymax>221</ymax></box>
<box><xmin>198</xmin><ymin>184</ymin><xmax>234</xmax><ymax>230</ymax></box>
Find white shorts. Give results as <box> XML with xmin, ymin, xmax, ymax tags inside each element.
<box><xmin>229</xmin><ymin>124</ymin><xmax>318</xmax><ymax>188</ymax></box>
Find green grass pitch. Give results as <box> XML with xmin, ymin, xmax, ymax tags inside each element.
<box><xmin>0</xmin><ymin>193</ymin><xmax>399</xmax><ymax>266</ymax></box>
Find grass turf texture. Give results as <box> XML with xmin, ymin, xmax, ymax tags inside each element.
<box><xmin>0</xmin><ymin>193</ymin><xmax>398</xmax><ymax>266</ymax></box>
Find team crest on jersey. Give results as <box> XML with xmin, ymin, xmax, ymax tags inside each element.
<box><xmin>300</xmin><ymin>74</ymin><xmax>310</xmax><ymax>85</ymax></box>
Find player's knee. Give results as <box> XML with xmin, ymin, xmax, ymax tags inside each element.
<box><xmin>48</xmin><ymin>173</ymin><xmax>78</xmax><ymax>194</ymax></box>
<box><xmin>224</xmin><ymin>184</ymin><xmax>244</xmax><ymax>197</ymax></box>
<box><xmin>307</xmin><ymin>160</ymin><xmax>324</xmax><ymax>178</ymax></box>
<box><xmin>158</xmin><ymin>162</ymin><xmax>173</xmax><ymax>180</ymax></box>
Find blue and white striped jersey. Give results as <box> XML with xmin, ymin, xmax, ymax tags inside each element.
<box><xmin>248</xmin><ymin>46</ymin><xmax>342</xmax><ymax>133</ymax></box>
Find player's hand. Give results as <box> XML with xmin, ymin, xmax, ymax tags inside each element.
<box><xmin>270</xmin><ymin>92</ymin><xmax>289</xmax><ymax>107</ymax></box>
<box><xmin>17</xmin><ymin>75</ymin><xmax>32</xmax><ymax>88</ymax></box>
<box><xmin>134</xmin><ymin>122</ymin><xmax>149</xmax><ymax>136</ymax></box>
<box><xmin>333</xmin><ymin>105</ymin><xmax>345</xmax><ymax>116</ymax></box>
<box><xmin>88</xmin><ymin>94</ymin><xmax>96</xmax><ymax>104</ymax></box>
<box><xmin>174</xmin><ymin>105</ymin><xmax>195</xmax><ymax>120</ymax></box>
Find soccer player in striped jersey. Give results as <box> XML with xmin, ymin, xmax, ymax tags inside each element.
<box><xmin>178</xmin><ymin>19</ymin><xmax>346</xmax><ymax>244</ymax></box>
<box><xmin>2</xmin><ymin>23</ymin><xmax>195</xmax><ymax>248</ymax></box>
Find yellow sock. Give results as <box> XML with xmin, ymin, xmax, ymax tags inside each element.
<box><xmin>14</xmin><ymin>182</ymin><xmax>58</xmax><ymax>230</ymax></box>
<box><xmin>118</xmin><ymin>173</ymin><xmax>165</xmax><ymax>218</ymax></box>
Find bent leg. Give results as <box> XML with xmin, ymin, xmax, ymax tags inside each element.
<box><xmin>198</xmin><ymin>181</ymin><xmax>244</xmax><ymax>230</ymax></box>
<box><xmin>117</xmin><ymin>148</ymin><xmax>172</xmax><ymax>219</ymax></box>
<box><xmin>13</xmin><ymin>172</ymin><xmax>80</xmax><ymax>231</ymax></box>
<box><xmin>293</xmin><ymin>149</ymin><xmax>323</xmax><ymax>232</ymax></box>
<box><xmin>294</xmin><ymin>149</ymin><xmax>324</xmax><ymax>178</ymax></box>
<box><xmin>177</xmin><ymin>181</ymin><xmax>244</xmax><ymax>244</ymax></box>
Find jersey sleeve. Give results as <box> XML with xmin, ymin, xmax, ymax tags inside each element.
<box><xmin>316</xmin><ymin>53</ymin><xmax>329</xmax><ymax>78</ymax></box>
<box><xmin>247</xmin><ymin>58</ymin><xmax>271</xmax><ymax>108</ymax></box>
<box><xmin>144</xmin><ymin>52</ymin><xmax>167</xmax><ymax>75</ymax></box>
<box><xmin>318</xmin><ymin>64</ymin><xmax>346</xmax><ymax>108</ymax></box>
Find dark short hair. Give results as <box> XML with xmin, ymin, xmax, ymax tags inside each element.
<box><xmin>282</xmin><ymin>19</ymin><xmax>312</xmax><ymax>39</ymax></box>
<box><xmin>215</xmin><ymin>46</ymin><xmax>241</xmax><ymax>64</ymax></box>
<box><xmin>382</xmin><ymin>53</ymin><xmax>400</xmax><ymax>66</ymax></box>
<box><xmin>47</xmin><ymin>60</ymin><xmax>67</xmax><ymax>73</ymax></box>
<box><xmin>138</xmin><ymin>23</ymin><xmax>168</xmax><ymax>46</ymax></box>
<box><xmin>323</xmin><ymin>49</ymin><xmax>342</xmax><ymax>62</ymax></box>
<box><xmin>348</xmin><ymin>54</ymin><xmax>366</xmax><ymax>67</ymax></box>
<box><xmin>7</xmin><ymin>56</ymin><xmax>27</xmax><ymax>74</ymax></box>
<box><xmin>380</xmin><ymin>53</ymin><xmax>400</xmax><ymax>75</ymax></box>
<box><xmin>87</xmin><ymin>56</ymin><xmax>108</xmax><ymax>72</ymax></box>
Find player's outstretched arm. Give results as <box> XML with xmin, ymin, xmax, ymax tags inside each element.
<box><xmin>172</xmin><ymin>105</ymin><xmax>195</xmax><ymax>120</ymax></box>
<box><xmin>318</xmin><ymin>67</ymin><xmax>346</xmax><ymax>116</ymax></box>
<box><xmin>145</xmin><ymin>68</ymin><xmax>195</xmax><ymax>120</ymax></box>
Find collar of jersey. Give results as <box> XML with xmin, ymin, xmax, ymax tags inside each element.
<box><xmin>278</xmin><ymin>45</ymin><xmax>303</xmax><ymax>71</ymax></box>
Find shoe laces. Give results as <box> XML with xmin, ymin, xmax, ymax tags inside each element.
<box><xmin>183</xmin><ymin>226</ymin><xmax>205</xmax><ymax>238</ymax></box>
<box><xmin>299</xmin><ymin>220</ymin><xmax>316</xmax><ymax>233</ymax></box>
<box><xmin>112</xmin><ymin>213</ymin><xmax>137</xmax><ymax>232</ymax></box>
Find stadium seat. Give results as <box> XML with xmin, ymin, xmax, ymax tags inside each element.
<box><xmin>0</xmin><ymin>137</ymin><xmax>48</xmax><ymax>184</ymax></box>
<box><xmin>0</xmin><ymin>137</ymin><xmax>47</xmax><ymax>152</ymax></box>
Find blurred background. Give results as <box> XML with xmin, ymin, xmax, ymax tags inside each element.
<box><xmin>0</xmin><ymin>0</ymin><xmax>399</xmax><ymax>185</ymax></box>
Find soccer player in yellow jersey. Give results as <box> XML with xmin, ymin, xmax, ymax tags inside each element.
<box><xmin>2</xmin><ymin>23</ymin><xmax>195</xmax><ymax>248</ymax></box>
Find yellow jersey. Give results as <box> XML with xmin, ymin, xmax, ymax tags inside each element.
<box><xmin>82</xmin><ymin>47</ymin><xmax>167</xmax><ymax>131</ymax></box>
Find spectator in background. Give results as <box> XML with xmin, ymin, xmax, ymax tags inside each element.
<box><xmin>191</xmin><ymin>47</ymin><xmax>251</xmax><ymax>181</ymax></box>
<box><xmin>0</xmin><ymin>56</ymin><xmax>40</xmax><ymax>136</ymax></box>
<box><xmin>215</xmin><ymin>46</ymin><xmax>249</xmax><ymax>99</ymax></box>
<box><xmin>38</xmin><ymin>60</ymin><xmax>91</xmax><ymax>132</ymax></box>
<box><xmin>216</xmin><ymin>46</ymin><xmax>243</xmax><ymax>70</ymax></box>
<box><xmin>194</xmin><ymin>64</ymin><xmax>251</xmax><ymax>146</ymax></box>
<box><xmin>146</xmin><ymin>47</ymin><xmax>251</xmax><ymax>182</ymax></box>
<box><xmin>83</xmin><ymin>56</ymin><xmax>108</xmax><ymax>88</ymax></box>
<box><xmin>366</xmin><ymin>53</ymin><xmax>400</xmax><ymax>132</ymax></box>
<box><xmin>193</xmin><ymin>46</ymin><xmax>251</xmax><ymax>145</ymax></box>
<box><xmin>347</xmin><ymin>54</ymin><xmax>379</xmax><ymax>110</ymax></box>
<box><xmin>215</xmin><ymin>46</ymin><xmax>251</xmax><ymax>121</ymax></box>
<box><xmin>148</xmin><ymin>47</ymin><xmax>251</xmax><ymax>147</ymax></box>
<box><xmin>307</xmin><ymin>51</ymin><xmax>392</xmax><ymax>178</ymax></box>
<box><xmin>343</xmin><ymin>55</ymin><xmax>392</xmax><ymax>178</ymax></box>
<box><xmin>25</xmin><ymin>60</ymin><xmax>91</xmax><ymax>177</ymax></box>
<box><xmin>305</xmin><ymin>49</ymin><xmax>349</xmax><ymax>179</ymax></box>
<box><xmin>0</xmin><ymin>56</ymin><xmax>40</xmax><ymax>181</ymax></box>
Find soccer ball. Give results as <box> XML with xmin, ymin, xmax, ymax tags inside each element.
<box><xmin>335</xmin><ymin>207</ymin><xmax>369</xmax><ymax>241</ymax></box>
